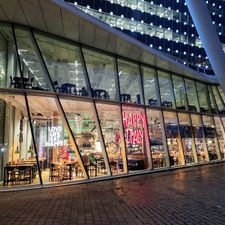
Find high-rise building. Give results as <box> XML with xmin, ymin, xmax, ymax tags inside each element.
<box><xmin>0</xmin><ymin>0</ymin><xmax>224</xmax><ymax>191</ymax></box>
<box><xmin>65</xmin><ymin>0</ymin><xmax>225</xmax><ymax>76</ymax></box>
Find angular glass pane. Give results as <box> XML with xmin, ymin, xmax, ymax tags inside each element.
<box><xmin>208</xmin><ymin>85</ymin><xmax>217</xmax><ymax>114</ymax></box>
<box><xmin>142</xmin><ymin>66</ymin><xmax>159</xmax><ymax>106</ymax></box>
<box><xmin>163</xmin><ymin>111</ymin><xmax>184</xmax><ymax>166</ymax></box>
<box><xmin>185</xmin><ymin>79</ymin><xmax>199</xmax><ymax>112</ymax></box>
<box><xmin>202</xmin><ymin>115</ymin><xmax>219</xmax><ymax>160</ymax></box>
<box><xmin>0</xmin><ymin>93</ymin><xmax>41</xmax><ymax>189</ymax></box>
<box><xmin>214</xmin><ymin>116</ymin><xmax>225</xmax><ymax>159</ymax></box>
<box><xmin>221</xmin><ymin>118</ymin><xmax>225</xmax><ymax>154</ymax></box>
<box><xmin>60</xmin><ymin>99</ymin><xmax>108</xmax><ymax>178</ymax></box>
<box><xmin>217</xmin><ymin>86</ymin><xmax>225</xmax><ymax>103</ymax></box>
<box><xmin>158</xmin><ymin>70</ymin><xmax>175</xmax><ymax>109</ymax></box>
<box><xmin>118</xmin><ymin>59</ymin><xmax>143</xmax><ymax>104</ymax></box>
<box><xmin>83</xmin><ymin>48</ymin><xmax>117</xmax><ymax>101</ymax></box>
<box><xmin>0</xmin><ymin>25</ymin><xmax>7</xmax><ymax>88</ymax></box>
<box><xmin>146</xmin><ymin>109</ymin><xmax>168</xmax><ymax>168</ymax></box>
<box><xmin>122</xmin><ymin>105</ymin><xmax>149</xmax><ymax>170</ymax></box>
<box><xmin>15</xmin><ymin>27</ymin><xmax>53</xmax><ymax>91</ymax></box>
<box><xmin>212</xmin><ymin>85</ymin><xmax>225</xmax><ymax>114</ymax></box>
<box><xmin>27</xmin><ymin>96</ymin><xmax>85</xmax><ymax>184</ymax></box>
<box><xmin>196</xmin><ymin>82</ymin><xmax>210</xmax><ymax>113</ymax></box>
<box><xmin>96</xmin><ymin>103</ymin><xmax>125</xmax><ymax>175</ymax></box>
<box><xmin>178</xmin><ymin>113</ymin><xmax>196</xmax><ymax>164</ymax></box>
<box><xmin>190</xmin><ymin>114</ymin><xmax>208</xmax><ymax>162</ymax></box>
<box><xmin>0</xmin><ymin>24</ymin><xmax>22</xmax><ymax>89</ymax></box>
<box><xmin>172</xmin><ymin>75</ymin><xmax>187</xmax><ymax>110</ymax></box>
<box><xmin>34</xmin><ymin>33</ymin><xmax>89</xmax><ymax>96</ymax></box>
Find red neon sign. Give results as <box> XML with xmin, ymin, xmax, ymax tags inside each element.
<box><xmin>122</xmin><ymin>112</ymin><xmax>146</xmax><ymax>144</ymax></box>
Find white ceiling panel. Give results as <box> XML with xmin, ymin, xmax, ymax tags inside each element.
<box><xmin>61</xmin><ymin>8</ymin><xmax>80</xmax><ymax>42</ymax></box>
<box><xmin>117</xmin><ymin>40</ymin><xmax>133</xmax><ymax>57</ymax></box>
<box><xmin>0</xmin><ymin>0</ymin><xmax>28</xmax><ymax>25</ymax></box>
<box><xmin>139</xmin><ymin>51</ymin><xmax>154</xmax><ymax>66</ymax></box>
<box><xmin>39</xmin><ymin>0</ymin><xmax>64</xmax><ymax>37</ymax></box>
<box><xmin>19</xmin><ymin>0</ymin><xmax>47</xmax><ymax>31</ymax></box>
<box><xmin>128</xmin><ymin>46</ymin><xmax>143</xmax><ymax>61</ymax></box>
<box><xmin>106</xmin><ymin>34</ymin><xmax>123</xmax><ymax>54</ymax></box>
<box><xmin>173</xmin><ymin>67</ymin><xmax>184</xmax><ymax>75</ymax></box>
<box><xmin>184</xmin><ymin>70</ymin><xmax>195</xmax><ymax>78</ymax></box>
<box><xmin>158</xmin><ymin>60</ymin><xmax>171</xmax><ymax>71</ymax></box>
<box><xmin>80</xmin><ymin>20</ymin><xmax>95</xmax><ymax>46</ymax></box>
<box><xmin>93</xmin><ymin>27</ymin><xmax>110</xmax><ymax>50</ymax></box>
<box><xmin>156</xmin><ymin>58</ymin><xmax>167</xmax><ymax>68</ymax></box>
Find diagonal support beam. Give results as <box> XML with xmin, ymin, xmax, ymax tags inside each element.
<box><xmin>186</xmin><ymin>0</ymin><xmax>225</xmax><ymax>92</ymax></box>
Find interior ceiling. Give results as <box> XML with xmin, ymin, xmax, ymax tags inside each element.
<box><xmin>0</xmin><ymin>0</ymin><xmax>217</xmax><ymax>84</ymax></box>
<box><xmin>35</xmin><ymin>34</ymin><xmax>81</xmax><ymax>62</ymax></box>
<box><xmin>0</xmin><ymin>93</ymin><xmax>122</xmax><ymax>121</ymax></box>
<box><xmin>0</xmin><ymin>94</ymin><xmax>27</xmax><ymax>113</ymax></box>
<box><xmin>0</xmin><ymin>94</ymin><xmax>96</xmax><ymax>119</ymax></box>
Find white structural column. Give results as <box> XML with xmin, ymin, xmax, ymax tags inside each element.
<box><xmin>186</xmin><ymin>0</ymin><xmax>225</xmax><ymax>92</ymax></box>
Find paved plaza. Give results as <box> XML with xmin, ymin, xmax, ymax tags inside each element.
<box><xmin>1</xmin><ymin>163</ymin><xmax>225</xmax><ymax>225</ymax></box>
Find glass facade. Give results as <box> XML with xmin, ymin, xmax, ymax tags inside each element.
<box><xmin>214</xmin><ymin>116</ymin><xmax>225</xmax><ymax>159</ymax></box>
<box><xmin>66</xmin><ymin>0</ymin><xmax>225</xmax><ymax>76</ymax></box>
<box><xmin>27</xmin><ymin>95</ymin><xmax>86</xmax><ymax>183</ymax></box>
<box><xmin>208</xmin><ymin>85</ymin><xmax>217</xmax><ymax>114</ymax></box>
<box><xmin>178</xmin><ymin>113</ymin><xmax>197</xmax><ymax>164</ymax></box>
<box><xmin>96</xmin><ymin>103</ymin><xmax>126</xmax><ymax>174</ymax></box>
<box><xmin>202</xmin><ymin>116</ymin><xmax>220</xmax><ymax>160</ymax></box>
<box><xmin>15</xmin><ymin>27</ymin><xmax>53</xmax><ymax>92</ymax></box>
<box><xmin>0</xmin><ymin>23</ymin><xmax>225</xmax><ymax>189</ymax></box>
<box><xmin>122</xmin><ymin>105</ymin><xmax>150</xmax><ymax>171</ymax></box>
<box><xmin>163</xmin><ymin>111</ymin><xmax>184</xmax><ymax>166</ymax></box>
<box><xmin>147</xmin><ymin>109</ymin><xmax>168</xmax><ymax>168</ymax></box>
<box><xmin>0</xmin><ymin>25</ymin><xmax>22</xmax><ymax>89</ymax></box>
<box><xmin>142</xmin><ymin>66</ymin><xmax>159</xmax><ymax>107</ymax></box>
<box><xmin>185</xmin><ymin>79</ymin><xmax>200</xmax><ymax>112</ymax></box>
<box><xmin>196</xmin><ymin>82</ymin><xmax>210</xmax><ymax>113</ymax></box>
<box><xmin>83</xmin><ymin>48</ymin><xmax>117</xmax><ymax>101</ymax></box>
<box><xmin>60</xmin><ymin>99</ymin><xmax>108</xmax><ymax>178</ymax></box>
<box><xmin>35</xmin><ymin>33</ymin><xmax>89</xmax><ymax>96</ymax></box>
<box><xmin>158</xmin><ymin>71</ymin><xmax>175</xmax><ymax>109</ymax></box>
<box><xmin>212</xmin><ymin>86</ymin><xmax>225</xmax><ymax>114</ymax></box>
<box><xmin>0</xmin><ymin>93</ymin><xmax>40</xmax><ymax>187</ymax></box>
<box><xmin>172</xmin><ymin>75</ymin><xmax>187</xmax><ymax>111</ymax></box>
<box><xmin>118</xmin><ymin>59</ymin><xmax>143</xmax><ymax>104</ymax></box>
<box><xmin>190</xmin><ymin>114</ymin><xmax>208</xmax><ymax>162</ymax></box>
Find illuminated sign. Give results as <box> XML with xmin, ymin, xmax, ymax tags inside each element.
<box><xmin>122</xmin><ymin>112</ymin><xmax>146</xmax><ymax>144</ymax></box>
<box><xmin>46</xmin><ymin>127</ymin><xmax>63</xmax><ymax>146</ymax></box>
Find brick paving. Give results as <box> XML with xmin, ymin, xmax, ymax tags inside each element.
<box><xmin>1</xmin><ymin>163</ymin><xmax>225</xmax><ymax>225</ymax></box>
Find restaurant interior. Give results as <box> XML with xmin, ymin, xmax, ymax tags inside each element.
<box><xmin>0</xmin><ymin>23</ymin><xmax>225</xmax><ymax>189</ymax></box>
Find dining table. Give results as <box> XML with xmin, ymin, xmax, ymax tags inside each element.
<box><xmin>3</xmin><ymin>164</ymin><xmax>35</xmax><ymax>186</ymax></box>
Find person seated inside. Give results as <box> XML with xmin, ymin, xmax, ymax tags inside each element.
<box><xmin>81</xmin><ymin>87</ymin><xmax>89</xmax><ymax>96</ymax></box>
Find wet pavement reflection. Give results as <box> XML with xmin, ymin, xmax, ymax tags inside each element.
<box><xmin>1</xmin><ymin>163</ymin><xmax>225</xmax><ymax>225</ymax></box>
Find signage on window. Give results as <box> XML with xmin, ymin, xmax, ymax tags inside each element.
<box><xmin>122</xmin><ymin>112</ymin><xmax>146</xmax><ymax>144</ymax></box>
<box><xmin>46</xmin><ymin>126</ymin><xmax>63</xmax><ymax>146</ymax></box>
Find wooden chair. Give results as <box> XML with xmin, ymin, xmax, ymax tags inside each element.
<box><xmin>18</xmin><ymin>166</ymin><xmax>32</xmax><ymax>184</ymax></box>
<box><xmin>49</xmin><ymin>163</ymin><xmax>60</xmax><ymax>181</ymax></box>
